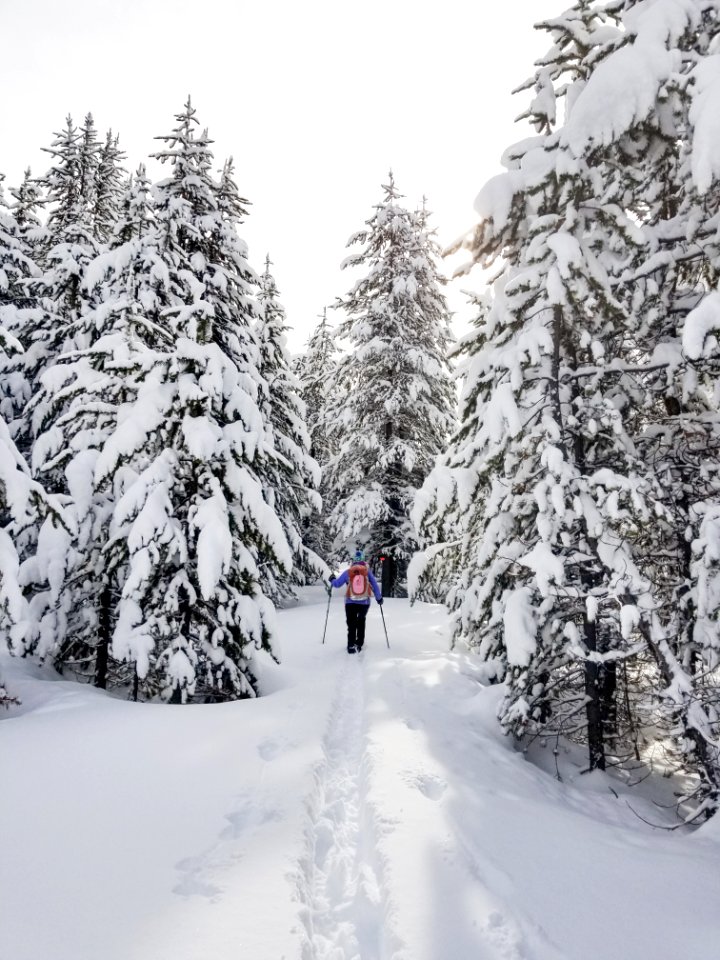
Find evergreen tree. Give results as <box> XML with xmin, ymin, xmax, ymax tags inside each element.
<box><xmin>99</xmin><ymin>101</ymin><xmax>291</xmax><ymax>701</ymax></box>
<box><xmin>0</xmin><ymin>173</ymin><xmax>39</xmax><ymax>314</ymax></box>
<box><xmin>415</xmin><ymin>0</ymin><xmax>720</xmax><ymax>802</ymax></box>
<box><xmin>7</xmin><ymin>168</ymin><xmax>46</xmax><ymax>274</ymax></box>
<box><xmin>24</xmin><ymin>166</ymin><xmax>166</xmax><ymax>685</ymax></box>
<box><xmin>624</xmin><ymin>0</ymin><xmax>720</xmax><ymax>807</ymax></box>
<box><xmin>546</xmin><ymin>0</ymin><xmax>720</xmax><ymax>801</ymax></box>
<box><xmin>101</xmin><ymin>338</ymin><xmax>291</xmax><ymax>702</ymax></box>
<box><xmin>8</xmin><ymin>168</ymin><xmax>44</xmax><ymax>230</ymax></box>
<box><xmin>93</xmin><ymin>130</ymin><xmax>126</xmax><ymax>243</ymax></box>
<box><xmin>41</xmin><ymin>116</ymin><xmax>82</xmax><ymax>237</ymax></box>
<box><xmin>76</xmin><ymin>113</ymin><xmax>101</xmax><ymax>224</ymax></box>
<box><xmin>5</xmin><ymin>116</ymin><xmax>101</xmax><ymax>449</ymax></box>
<box><xmin>0</xmin><ymin>176</ymin><xmax>63</xmax><ymax>702</ymax></box>
<box><xmin>0</xmin><ymin>170</ymin><xmax>41</xmax><ymax>430</ymax></box>
<box><xmin>27</xmin><ymin>104</ymin><xmax>294</xmax><ymax>701</ymax></box>
<box><xmin>0</xmin><ymin>362</ymin><xmax>43</xmax><ymax>707</ymax></box>
<box><xmin>207</xmin><ymin>157</ymin><xmax>262</xmax><ymax>386</ymax></box>
<box><xmin>255</xmin><ymin>255</ymin><xmax>325</xmax><ymax>603</ymax></box>
<box><xmin>296</xmin><ymin>308</ymin><xmax>337</xmax><ymax>559</ymax></box>
<box><xmin>1</xmin><ymin>118</ymin><xmax>105</xmax><ymax>671</ymax></box>
<box><xmin>415</xmin><ymin>0</ymin><xmax>651</xmax><ymax>770</ymax></box>
<box><xmin>0</xmin><ymin>171</ymin><xmax>39</xmax><ymax>419</ymax></box>
<box><xmin>297</xmin><ymin>308</ymin><xmax>335</xmax><ymax>466</ymax></box>
<box><xmin>326</xmin><ymin>176</ymin><xmax>455</xmax><ymax>595</ymax></box>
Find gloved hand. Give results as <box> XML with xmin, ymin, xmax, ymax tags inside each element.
<box><xmin>327</xmin><ymin>576</ymin><xmax>335</xmax><ymax>586</ymax></box>
<box><xmin>377</xmin><ymin>597</ymin><xmax>384</xmax><ymax>606</ymax></box>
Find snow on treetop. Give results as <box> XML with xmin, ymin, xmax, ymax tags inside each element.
<box><xmin>689</xmin><ymin>55</ymin><xmax>720</xmax><ymax>194</ymax></box>
<box><xmin>474</xmin><ymin>171</ymin><xmax>523</xmax><ymax>232</ymax></box>
<box><xmin>562</xmin><ymin>43</ymin><xmax>675</xmax><ymax>155</ymax></box>
<box><xmin>682</xmin><ymin>291</ymin><xmax>720</xmax><ymax>360</ymax></box>
<box><xmin>560</xmin><ymin>0</ymin><xmax>711</xmax><ymax>158</ymax></box>
<box><xmin>503</xmin><ymin>586</ymin><xmax>537</xmax><ymax>667</ymax></box>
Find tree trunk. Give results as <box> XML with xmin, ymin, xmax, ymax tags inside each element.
<box><xmin>94</xmin><ymin>581</ymin><xmax>112</xmax><ymax>689</ymax></box>
<box><xmin>583</xmin><ymin>611</ymin><xmax>606</xmax><ymax>771</ymax></box>
<box><xmin>598</xmin><ymin>626</ymin><xmax>618</xmax><ymax>753</ymax></box>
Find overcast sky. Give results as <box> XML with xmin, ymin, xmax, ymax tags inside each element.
<box><xmin>2</xmin><ymin>0</ymin><xmax>559</xmax><ymax>350</ymax></box>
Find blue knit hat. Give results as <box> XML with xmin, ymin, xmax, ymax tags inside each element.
<box><xmin>354</xmin><ymin>548</ymin><xmax>365</xmax><ymax>562</ymax></box>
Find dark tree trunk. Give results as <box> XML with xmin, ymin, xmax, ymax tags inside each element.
<box><xmin>94</xmin><ymin>582</ymin><xmax>112</xmax><ymax>689</ymax></box>
<box><xmin>566</xmin><ymin>353</ymin><xmax>615</xmax><ymax>773</ymax></box>
<box><xmin>583</xmin><ymin>611</ymin><xmax>606</xmax><ymax>771</ymax></box>
<box><xmin>599</xmin><ymin>654</ymin><xmax>617</xmax><ymax>746</ymax></box>
<box><xmin>169</xmin><ymin>581</ymin><xmax>194</xmax><ymax>705</ymax></box>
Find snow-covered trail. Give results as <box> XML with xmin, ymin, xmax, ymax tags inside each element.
<box><xmin>363</xmin><ymin>651</ymin><xmax>560</xmax><ymax>960</ymax></box>
<box><xmin>2</xmin><ymin>590</ymin><xmax>720</xmax><ymax>960</ymax></box>
<box><xmin>297</xmin><ymin>655</ymin><xmax>398</xmax><ymax>960</ymax></box>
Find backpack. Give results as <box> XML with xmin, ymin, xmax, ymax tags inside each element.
<box><xmin>347</xmin><ymin>562</ymin><xmax>370</xmax><ymax>600</ymax></box>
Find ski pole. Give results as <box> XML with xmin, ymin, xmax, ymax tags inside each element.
<box><xmin>380</xmin><ymin>604</ymin><xmax>390</xmax><ymax>649</ymax></box>
<box><xmin>322</xmin><ymin>586</ymin><xmax>332</xmax><ymax>645</ymax></box>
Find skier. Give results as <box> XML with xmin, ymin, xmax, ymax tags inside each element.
<box><xmin>328</xmin><ymin>549</ymin><xmax>383</xmax><ymax>653</ymax></box>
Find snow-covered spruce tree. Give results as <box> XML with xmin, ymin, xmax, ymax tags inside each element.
<box><xmin>112</xmin><ymin>163</ymin><xmax>156</xmax><ymax>246</ymax></box>
<box><xmin>76</xmin><ymin>114</ymin><xmax>101</xmax><ymax>223</ymax></box>
<box><xmin>0</xmin><ymin>173</ymin><xmax>40</xmax><ymax>315</ymax></box>
<box><xmin>296</xmin><ymin>308</ymin><xmax>337</xmax><ymax>559</ymax></box>
<box><xmin>546</xmin><ymin>0</ymin><xmax>720</xmax><ymax>802</ymax></box>
<box><xmin>23</xmin><ymin>165</ymin><xmax>168</xmax><ymax>687</ymax></box>
<box><xmin>209</xmin><ymin>157</ymin><xmax>263</xmax><ymax>395</ymax></box>
<box><xmin>8</xmin><ymin>168</ymin><xmax>45</xmax><ymax>269</ymax></box>
<box><xmin>93</xmin><ymin>130</ymin><xmax>126</xmax><ymax>244</ymax></box>
<box><xmin>4</xmin><ymin>116</ymin><xmax>102</xmax><ymax>453</ymax></box>
<box><xmin>410</xmin><ymin>289</ymin><xmax>486</xmax><ymax>605</ymax></box>
<box><xmin>326</xmin><ymin>176</ymin><xmax>455</xmax><ymax>595</ymax></box>
<box><xmin>0</xmin><ymin>409</ymin><xmax>65</xmax><ymax>708</ymax></box>
<box><xmin>9</xmin><ymin>168</ymin><xmax>44</xmax><ymax>228</ymax></box>
<box><xmin>0</xmin><ymin>170</ymin><xmax>43</xmax><ymax>427</ymax></box>
<box><xmin>0</xmin><ymin>331</ymin><xmax>48</xmax><ymax>708</ymax></box>
<box><xmin>0</xmin><ymin>179</ymin><xmax>65</xmax><ymax>702</ymax></box>
<box><xmin>414</xmin><ymin>2</ymin><xmax>676</xmax><ymax>776</ymax></box>
<box><xmin>620</xmin><ymin>1</ymin><xmax>720</xmax><ymax>806</ymax></box>
<box><xmin>415</xmin><ymin>1</ymin><xmax>720</xmax><ymax>798</ymax></box>
<box><xmin>297</xmin><ymin>308</ymin><xmax>335</xmax><ymax>465</ymax></box>
<box><xmin>255</xmin><ymin>255</ymin><xmax>324</xmax><ymax>603</ymax></box>
<box><xmin>1</xmin><ymin>115</ymin><xmax>115</xmax><ymax>680</ymax></box>
<box><xmin>97</xmin><ymin>101</ymin><xmax>291</xmax><ymax>702</ymax></box>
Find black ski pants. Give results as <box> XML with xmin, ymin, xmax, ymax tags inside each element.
<box><xmin>345</xmin><ymin>603</ymin><xmax>369</xmax><ymax>650</ymax></box>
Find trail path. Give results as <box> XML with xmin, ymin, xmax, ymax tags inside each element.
<box><xmin>298</xmin><ymin>656</ymin><xmax>396</xmax><ymax>960</ymax></box>
<box><xmin>2</xmin><ymin>590</ymin><xmax>720</xmax><ymax>960</ymax></box>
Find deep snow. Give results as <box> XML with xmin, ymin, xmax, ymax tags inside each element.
<box><xmin>2</xmin><ymin>589</ymin><xmax>719</xmax><ymax>960</ymax></box>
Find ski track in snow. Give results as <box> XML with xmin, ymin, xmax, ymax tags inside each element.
<box><xmin>296</xmin><ymin>655</ymin><xmax>402</xmax><ymax>960</ymax></box>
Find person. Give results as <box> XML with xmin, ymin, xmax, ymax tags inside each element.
<box><xmin>328</xmin><ymin>549</ymin><xmax>383</xmax><ymax>653</ymax></box>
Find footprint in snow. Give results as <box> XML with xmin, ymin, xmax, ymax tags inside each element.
<box><xmin>172</xmin><ymin>869</ymin><xmax>222</xmax><ymax>901</ymax></box>
<box><xmin>414</xmin><ymin>772</ymin><xmax>447</xmax><ymax>801</ymax></box>
<box><xmin>483</xmin><ymin>910</ymin><xmax>527</xmax><ymax>960</ymax></box>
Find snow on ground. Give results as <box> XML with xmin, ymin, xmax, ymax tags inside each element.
<box><xmin>2</xmin><ymin>588</ymin><xmax>720</xmax><ymax>960</ymax></box>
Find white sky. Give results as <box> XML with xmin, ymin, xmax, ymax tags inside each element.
<box><xmin>1</xmin><ymin>0</ymin><xmax>559</xmax><ymax>350</ymax></box>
